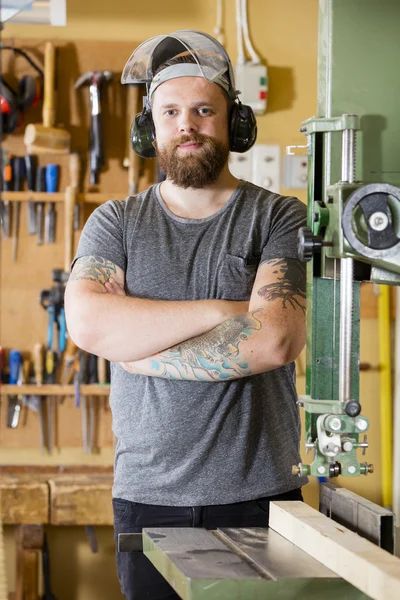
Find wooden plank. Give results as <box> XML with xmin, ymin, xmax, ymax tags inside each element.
<box><xmin>269</xmin><ymin>501</ymin><xmax>400</xmax><ymax>600</ymax></box>
<box><xmin>48</xmin><ymin>475</ymin><xmax>113</xmax><ymax>525</ymax></box>
<box><xmin>0</xmin><ymin>384</ymin><xmax>110</xmax><ymax>396</ymax></box>
<box><xmin>319</xmin><ymin>481</ymin><xmax>395</xmax><ymax>552</ymax></box>
<box><xmin>0</xmin><ymin>479</ymin><xmax>48</xmax><ymax>524</ymax></box>
<box><xmin>0</xmin><ymin>465</ymin><xmax>113</xmax><ymax>475</ymax></box>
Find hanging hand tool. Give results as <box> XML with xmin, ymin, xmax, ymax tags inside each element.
<box><xmin>45</xmin><ymin>347</ymin><xmax>57</xmax><ymax>454</ymax></box>
<box><xmin>35</xmin><ymin>166</ymin><xmax>46</xmax><ymax>245</ymax></box>
<box><xmin>2</xmin><ymin>153</ymin><xmax>13</xmax><ymax>238</ymax></box>
<box><xmin>24</xmin><ymin>41</ymin><xmax>71</xmax><ymax>154</ymax></box>
<box><xmin>61</xmin><ymin>338</ymin><xmax>78</xmax><ymax>386</ymax></box>
<box><xmin>7</xmin><ymin>350</ymin><xmax>22</xmax><ymax>428</ymax></box>
<box><xmin>40</xmin><ymin>269</ymin><xmax>67</xmax><ymax>355</ymax></box>
<box><xmin>78</xmin><ymin>350</ymin><xmax>89</xmax><ymax>453</ymax></box>
<box><xmin>123</xmin><ymin>84</ymin><xmax>144</xmax><ymax>195</ymax></box>
<box><xmin>87</xmin><ymin>353</ymin><xmax>99</xmax><ymax>453</ymax></box>
<box><xmin>97</xmin><ymin>356</ymin><xmax>110</xmax><ymax>412</ymax></box>
<box><xmin>11</xmin><ymin>156</ymin><xmax>26</xmax><ymax>261</ymax></box>
<box><xmin>33</xmin><ymin>343</ymin><xmax>46</xmax><ymax>454</ymax></box>
<box><xmin>74</xmin><ymin>71</ymin><xmax>113</xmax><ymax>184</ymax></box>
<box><xmin>69</xmin><ymin>153</ymin><xmax>81</xmax><ymax>231</ymax></box>
<box><xmin>0</xmin><ymin>347</ymin><xmax>4</xmax><ymax>384</ymax></box>
<box><xmin>45</xmin><ymin>164</ymin><xmax>59</xmax><ymax>244</ymax></box>
<box><xmin>25</xmin><ymin>154</ymin><xmax>38</xmax><ymax>235</ymax></box>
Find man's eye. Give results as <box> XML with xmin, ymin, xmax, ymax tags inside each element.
<box><xmin>199</xmin><ymin>108</ymin><xmax>211</xmax><ymax>115</ymax></box>
<box><xmin>165</xmin><ymin>109</ymin><xmax>176</xmax><ymax>116</ymax></box>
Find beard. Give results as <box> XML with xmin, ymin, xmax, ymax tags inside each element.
<box><xmin>155</xmin><ymin>132</ymin><xmax>229</xmax><ymax>189</ymax></box>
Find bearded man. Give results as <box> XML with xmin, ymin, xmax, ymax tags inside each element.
<box><xmin>65</xmin><ymin>30</ymin><xmax>308</xmax><ymax>600</ymax></box>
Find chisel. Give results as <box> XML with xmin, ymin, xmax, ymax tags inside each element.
<box><xmin>45</xmin><ymin>163</ymin><xmax>59</xmax><ymax>243</ymax></box>
<box><xmin>12</xmin><ymin>156</ymin><xmax>26</xmax><ymax>261</ymax></box>
<box><xmin>25</xmin><ymin>154</ymin><xmax>38</xmax><ymax>235</ymax></box>
<box><xmin>35</xmin><ymin>166</ymin><xmax>46</xmax><ymax>245</ymax></box>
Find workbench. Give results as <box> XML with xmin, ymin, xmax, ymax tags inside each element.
<box><xmin>0</xmin><ymin>469</ymin><xmax>113</xmax><ymax>599</ymax></box>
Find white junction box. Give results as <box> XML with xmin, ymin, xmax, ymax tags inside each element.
<box><xmin>235</xmin><ymin>63</ymin><xmax>268</xmax><ymax>115</ymax></box>
<box><xmin>229</xmin><ymin>144</ymin><xmax>281</xmax><ymax>194</ymax></box>
<box><xmin>283</xmin><ymin>154</ymin><xmax>308</xmax><ymax>189</ymax></box>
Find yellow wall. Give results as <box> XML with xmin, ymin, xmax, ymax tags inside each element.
<box><xmin>2</xmin><ymin>1</ymin><xmax>386</xmax><ymax>598</ymax></box>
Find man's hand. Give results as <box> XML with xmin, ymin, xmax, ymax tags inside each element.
<box><xmin>104</xmin><ymin>278</ymin><xmax>126</xmax><ymax>297</ymax></box>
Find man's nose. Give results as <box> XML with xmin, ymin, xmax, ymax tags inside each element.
<box><xmin>178</xmin><ymin>111</ymin><xmax>197</xmax><ymax>134</ymax></box>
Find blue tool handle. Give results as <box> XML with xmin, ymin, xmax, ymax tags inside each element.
<box><xmin>59</xmin><ymin>308</ymin><xmax>66</xmax><ymax>352</ymax></box>
<box><xmin>9</xmin><ymin>350</ymin><xmax>22</xmax><ymax>384</ymax></box>
<box><xmin>47</xmin><ymin>306</ymin><xmax>56</xmax><ymax>349</ymax></box>
<box><xmin>45</xmin><ymin>164</ymin><xmax>59</xmax><ymax>193</ymax></box>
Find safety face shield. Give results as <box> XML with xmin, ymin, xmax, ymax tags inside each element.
<box><xmin>121</xmin><ymin>30</ymin><xmax>237</xmax><ymax>102</ymax></box>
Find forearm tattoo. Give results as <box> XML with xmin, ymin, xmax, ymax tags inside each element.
<box><xmin>69</xmin><ymin>256</ymin><xmax>117</xmax><ymax>285</ymax></box>
<box><xmin>148</xmin><ymin>310</ymin><xmax>263</xmax><ymax>381</ymax></box>
<box><xmin>257</xmin><ymin>258</ymin><xmax>306</xmax><ymax>313</ymax></box>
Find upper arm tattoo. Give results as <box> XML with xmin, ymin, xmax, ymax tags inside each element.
<box><xmin>69</xmin><ymin>256</ymin><xmax>118</xmax><ymax>286</ymax></box>
<box><xmin>257</xmin><ymin>258</ymin><xmax>306</xmax><ymax>313</ymax></box>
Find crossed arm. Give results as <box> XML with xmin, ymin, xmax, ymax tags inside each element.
<box><xmin>65</xmin><ymin>255</ymin><xmax>306</xmax><ymax>381</ymax></box>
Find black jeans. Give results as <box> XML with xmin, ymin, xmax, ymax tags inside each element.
<box><xmin>113</xmin><ymin>487</ymin><xmax>303</xmax><ymax>600</ymax></box>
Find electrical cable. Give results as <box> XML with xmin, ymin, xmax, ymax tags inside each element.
<box><xmin>235</xmin><ymin>0</ymin><xmax>246</xmax><ymax>65</ymax></box>
<box><xmin>213</xmin><ymin>0</ymin><xmax>225</xmax><ymax>47</ymax></box>
<box><xmin>240</xmin><ymin>0</ymin><xmax>261</xmax><ymax>64</ymax></box>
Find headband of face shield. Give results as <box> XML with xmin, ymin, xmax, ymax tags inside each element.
<box><xmin>121</xmin><ymin>30</ymin><xmax>257</xmax><ymax>160</ymax></box>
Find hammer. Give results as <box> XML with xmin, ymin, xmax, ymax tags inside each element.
<box><xmin>75</xmin><ymin>70</ymin><xmax>113</xmax><ymax>184</ymax></box>
<box><xmin>24</xmin><ymin>42</ymin><xmax>71</xmax><ymax>154</ymax></box>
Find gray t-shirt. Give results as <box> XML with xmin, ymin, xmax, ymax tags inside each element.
<box><xmin>73</xmin><ymin>181</ymin><xmax>308</xmax><ymax>505</ymax></box>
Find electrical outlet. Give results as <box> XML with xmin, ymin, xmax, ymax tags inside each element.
<box><xmin>251</xmin><ymin>144</ymin><xmax>280</xmax><ymax>193</ymax></box>
<box><xmin>229</xmin><ymin>150</ymin><xmax>253</xmax><ymax>181</ymax></box>
<box><xmin>283</xmin><ymin>154</ymin><xmax>308</xmax><ymax>189</ymax></box>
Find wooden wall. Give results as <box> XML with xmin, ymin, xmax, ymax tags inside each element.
<box><xmin>0</xmin><ymin>38</ymin><xmax>153</xmax><ymax>456</ymax></box>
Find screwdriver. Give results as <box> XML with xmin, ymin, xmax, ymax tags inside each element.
<box><xmin>8</xmin><ymin>349</ymin><xmax>22</xmax><ymax>428</ymax></box>
<box><xmin>0</xmin><ymin>347</ymin><xmax>4</xmax><ymax>384</ymax></box>
<box><xmin>45</xmin><ymin>163</ymin><xmax>59</xmax><ymax>244</ymax></box>
<box><xmin>25</xmin><ymin>154</ymin><xmax>38</xmax><ymax>235</ymax></box>
<box><xmin>12</xmin><ymin>156</ymin><xmax>26</xmax><ymax>261</ymax></box>
<box><xmin>2</xmin><ymin>153</ymin><xmax>13</xmax><ymax>238</ymax></box>
<box><xmin>35</xmin><ymin>166</ymin><xmax>46</xmax><ymax>245</ymax></box>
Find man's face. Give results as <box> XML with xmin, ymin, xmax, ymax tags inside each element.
<box><xmin>151</xmin><ymin>76</ymin><xmax>230</xmax><ymax>188</ymax></box>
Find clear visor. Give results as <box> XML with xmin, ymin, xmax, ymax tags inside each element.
<box><xmin>121</xmin><ymin>30</ymin><xmax>232</xmax><ymax>87</ymax></box>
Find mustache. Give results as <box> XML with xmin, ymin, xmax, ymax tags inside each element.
<box><xmin>175</xmin><ymin>133</ymin><xmax>213</xmax><ymax>146</ymax></box>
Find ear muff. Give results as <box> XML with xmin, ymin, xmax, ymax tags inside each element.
<box><xmin>130</xmin><ymin>110</ymin><xmax>157</xmax><ymax>158</ymax></box>
<box><xmin>130</xmin><ymin>100</ymin><xmax>257</xmax><ymax>158</ymax></box>
<box><xmin>229</xmin><ymin>102</ymin><xmax>257</xmax><ymax>153</ymax></box>
<box><xmin>0</xmin><ymin>46</ymin><xmax>44</xmax><ymax>135</ymax></box>
<box><xmin>0</xmin><ymin>78</ymin><xmax>19</xmax><ymax>134</ymax></box>
<box><xmin>18</xmin><ymin>75</ymin><xmax>40</xmax><ymax>110</ymax></box>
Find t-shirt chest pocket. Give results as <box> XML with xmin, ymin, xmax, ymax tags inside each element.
<box><xmin>218</xmin><ymin>253</ymin><xmax>259</xmax><ymax>300</ymax></box>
